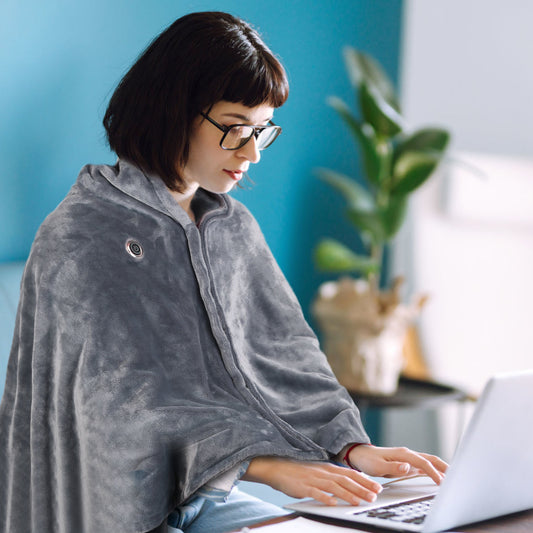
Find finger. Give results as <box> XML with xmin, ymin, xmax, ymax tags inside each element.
<box><xmin>391</xmin><ymin>449</ymin><xmax>444</xmax><ymax>484</ymax></box>
<box><xmin>314</xmin><ymin>475</ymin><xmax>377</xmax><ymax>505</ymax></box>
<box><xmin>307</xmin><ymin>464</ymin><xmax>382</xmax><ymax>503</ymax></box>
<box><xmin>341</xmin><ymin>468</ymin><xmax>383</xmax><ymax>494</ymax></box>
<box><xmin>307</xmin><ymin>486</ymin><xmax>339</xmax><ymax>506</ymax></box>
<box><xmin>376</xmin><ymin>461</ymin><xmax>420</xmax><ymax>478</ymax></box>
<box><xmin>419</xmin><ymin>452</ymin><xmax>449</xmax><ymax>474</ymax></box>
<box><xmin>320</xmin><ymin>462</ymin><xmax>382</xmax><ymax>494</ymax></box>
<box><xmin>365</xmin><ymin>448</ymin><xmax>439</xmax><ymax>483</ymax></box>
<box><xmin>407</xmin><ymin>453</ymin><xmax>447</xmax><ymax>481</ymax></box>
<box><xmin>332</xmin><ymin>473</ymin><xmax>381</xmax><ymax>503</ymax></box>
<box><xmin>283</xmin><ymin>463</ymin><xmax>378</xmax><ymax>505</ymax></box>
<box><xmin>390</xmin><ymin>461</ymin><xmax>412</xmax><ymax>475</ymax></box>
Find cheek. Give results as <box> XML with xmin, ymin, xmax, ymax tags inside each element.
<box><xmin>183</xmin><ymin>145</ymin><xmax>225</xmax><ymax>182</ymax></box>
<box><xmin>190</xmin><ymin>135</ymin><xmax>223</xmax><ymax>166</ymax></box>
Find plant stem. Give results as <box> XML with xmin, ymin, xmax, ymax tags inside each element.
<box><xmin>369</xmin><ymin>244</ymin><xmax>383</xmax><ymax>292</ymax></box>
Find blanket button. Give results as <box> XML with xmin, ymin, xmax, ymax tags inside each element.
<box><xmin>126</xmin><ymin>240</ymin><xmax>144</xmax><ymax>258</ymax></box>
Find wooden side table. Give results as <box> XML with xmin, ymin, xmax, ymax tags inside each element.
<box><xmin>350</xmin><ymin>375</ymin><xmax>469</xmax><ymax>409</ymax></box>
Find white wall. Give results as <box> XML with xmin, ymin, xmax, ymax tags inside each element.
<box><xmin>401</xmin><ymin>0</ymin><xmax>533</xmax><ymax>157</ymax></box>
<box><xmin>383</xmin><ymin>0</ymin><xmax>533</xmax><ymax>459</ymax></box>
<box><xmin>398</xmin><ymin>0</ymin><xmax>533</xmax><ymax>393</ymax></box>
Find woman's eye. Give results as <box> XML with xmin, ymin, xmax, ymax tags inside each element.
<box><xmin>228</xmin><ymin>126</ymin><xmax>247</xmax><ymax>137</ymax></box>
<box><xmin>230</xmin><ymin>126</ymin><xmax>243</xmax><ymax>135</ymax></box>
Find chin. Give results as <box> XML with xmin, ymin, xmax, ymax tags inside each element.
<box><xmin>200</xmin><ymin>175</ymin><xmax>241</xmax><ymax>194</ymax></box>
<box><xmin>211</xmin><ymin>182</ymin><xmax>238</xmax><ymax>194</ymax></box>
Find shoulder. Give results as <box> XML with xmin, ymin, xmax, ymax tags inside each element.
<box><xmin>28</xmin><ymin>166</ymin><xmax>157</xmax><ymax>285</ymax></box>
<box><xmin>223</xmin><ymin>194</ymin><xmax>262</xmax><ymax>229</ymax></box>
<box><xmin>34</xmin><ymin>184</ymin><xmax>118</xmax><ymax>256</ymax></box>
<box><xmin>218</xmin><ymin>194</ymin><xmax>268</xmax><ymax>246</ymax></box>
<box><xmin>224</xmin><ymin>193</ymin><xmax>253</xmax><ymax>217</ymax></box>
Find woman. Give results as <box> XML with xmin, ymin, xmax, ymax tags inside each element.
<box><xmin>0</xmin><ymin>11</ymin><xmax>446</xmax><ymax>533</ymax></box>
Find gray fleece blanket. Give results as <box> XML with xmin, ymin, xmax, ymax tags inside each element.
<box><xmin>0</xmin><ymin>160</ymin><xmax>368</xmax><ymax>532</ymax></box>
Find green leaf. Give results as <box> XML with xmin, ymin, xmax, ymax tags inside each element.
<box><xmin>391</xmin><ymin>152</ymin><xmax>440</xmax><ymax>195</ymax></box>
<box><xmin>346</xmin><ymin>206</ymin><xmax>386</xmax><ymax>245</ymax></box>
<box><xmin>359</xmin><ymin>82</ymin><xmax>404</xmax><ymax>137</ymax></box>
<box><xmin>315</xmin><ymin>168</ymin><xmax>374</xmax><ymax>211</ymax></box>
<box><xmin>343</xmin><ymin>46</ymin><xmax>400</xmax><ymax>111</ymax></box>
<box><xmin>327</xmin><ymin>96</ymin><xmax>382</xmax><ymax>184</ymax></box>
<box><xmin>396</xmin><ymin>128</ymin><xmax>450</xmax><ymax>157</ymax></box>
<box><xmin>375</xmin><ymin>139</ymin><xmax>394</xmax><ymax>184</ymax></box>
<box><xmin>314</xmin><ymin>239</ymin><xmax>379</xmax><ymax>274</ymax></box>
<box><xmin>380</xmin><ymin>195</ymin><xmax>408</xmax><ymax>240</ymax></box>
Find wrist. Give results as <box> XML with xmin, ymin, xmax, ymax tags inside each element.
<box><xmin>342</xmin><ymin>443</ymin><xmax>373</xmax><ymax>471</ymax></box>
<box><xmin>241</xmin><ymin>456</ymin><xmax>276</xmax><ymax>484</ymax></box>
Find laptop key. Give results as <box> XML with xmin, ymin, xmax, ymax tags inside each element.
<box><xmin>353</xmin><ymin>495</ymin><xmax>434</xmax><ymax>524</ymax></box>
<box><xmin>404</xmin><ymin>515</ymin><xmax>426</xmax><ymax>524</ymax></box>
<box><xmin>367</xmin><ymin>511</ymin><xmax>397</xmax><ymax>519</ymax></box>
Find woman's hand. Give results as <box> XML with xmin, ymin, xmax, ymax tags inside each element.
<box><xmin>242</xmin><ymin>457</ymin><xmax>383</xmax><ymax>506</ymax></box>
<box><xmin>347</xmin><ymin>445</ymin><xmax>448</xmax><ymax>485</ymax></box>
<box><xmin>242</xmin><ymin>445</ymin><xmax>448</xmax><ymax>507</ymax></box>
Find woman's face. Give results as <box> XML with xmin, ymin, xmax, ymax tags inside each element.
<box><xmin>182</xmin><ymin>100</ymin><xmax>275</xmax><ymax>194</ymax></box>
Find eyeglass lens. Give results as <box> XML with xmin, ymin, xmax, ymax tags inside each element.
<box><xmin>222</xmin><ymin>125</ymin><xmax>280</xmax><ymax>150</ymax></box>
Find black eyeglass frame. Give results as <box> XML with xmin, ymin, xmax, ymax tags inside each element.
<box><xmin>200</xmin><ymin>112</ymin><xmax>282</xmax><ymax>151</ymax></box>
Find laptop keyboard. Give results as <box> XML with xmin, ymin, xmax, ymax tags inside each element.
<box><xmin>353</xmin><ymin>495</ymin><xmax>435</xmax><ymax>525</ymax></box>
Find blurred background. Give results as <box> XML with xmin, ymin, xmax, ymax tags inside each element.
<box><xmin>1</xmin><ymin>0</ymin><xmax>532</xmax><ymax>464</ymax></box>
<box><xmin>0</xmin><ymin>0</ymin><xmax>403</xmax><ymax>305</ymax></box>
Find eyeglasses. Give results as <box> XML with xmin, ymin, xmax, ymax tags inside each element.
<box><xmin>200</xmin><ymin>112</ymin><xmax>282</xmax><ymax>151</ymax></box>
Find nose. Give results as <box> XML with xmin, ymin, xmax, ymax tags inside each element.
<box><xmin>236</xmin><ymin>135</ymin><xmax>261</xmax><ymax>164</ymax></box>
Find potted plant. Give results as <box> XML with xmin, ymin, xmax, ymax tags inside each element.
<box><xmin>312</xmin><ymin>46</ymin><xmax>450</xmax><ymax>395</ymax></box>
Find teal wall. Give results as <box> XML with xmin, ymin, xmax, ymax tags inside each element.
<box><xmin>0</xmin><ymin>0</ymin><xmax>403</xmax><ymax>318</ymax></box>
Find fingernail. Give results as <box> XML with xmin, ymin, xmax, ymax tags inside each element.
<box><xmin>367</xmin><ymin>493</ymin><xmax>377</xmax><ymax>502</ymax></box>
<box><xmin>400</xmin><ymin>464</ymin><xmax>409</xmax><ymax>473</ymax></box>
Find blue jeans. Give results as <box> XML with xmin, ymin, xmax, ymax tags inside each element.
<box><xmin>167</xmin><ymin>487</ymin><xmax>291</xmax><ymax>533</ymax></box>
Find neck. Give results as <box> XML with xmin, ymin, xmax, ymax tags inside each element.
<box><xmin>169</xmin><ymin>184</ymin><xmax>199</xmax><ymax>223</ymax></box>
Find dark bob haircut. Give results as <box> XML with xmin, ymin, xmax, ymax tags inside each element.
<box><xmin>103</xmin><ymin>11</ymin><xmax>289</xmax><ymax>191</ymax></box>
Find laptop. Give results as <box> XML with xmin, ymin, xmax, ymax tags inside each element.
<box><xmin>286</xmin><ymin>370</ymin><xmax>533</xmax><ymax>532</ymax></box>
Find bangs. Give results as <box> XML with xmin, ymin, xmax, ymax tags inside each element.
<box><xmin>221</xmin><ymin>55</ymin><xmax>289</xmax><ymax>109</ymax></box>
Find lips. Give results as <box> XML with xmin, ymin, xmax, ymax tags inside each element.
<box><xmin>223</xmin><ymin>169</ymin><xmax>244</xmax><ymax>181</ymax></box>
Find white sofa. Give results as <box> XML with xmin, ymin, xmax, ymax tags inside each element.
<box><xmin>0</xmin><ymin>261</ymin><xmax>25</xmax><ymax>398</ymax></box>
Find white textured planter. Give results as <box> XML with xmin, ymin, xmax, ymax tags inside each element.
<box><xmin>313</xmin><ymin>277</ymin><xmax>424</xmax><ymax>396</ymax></box>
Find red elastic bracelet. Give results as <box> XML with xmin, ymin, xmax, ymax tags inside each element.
<box><xmin>343</xmin><ymin>443</ymin><xmax>372</xmax><ymax>471</ymax></box>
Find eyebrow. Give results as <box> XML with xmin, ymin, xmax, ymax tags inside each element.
<box><xmin>220</xmin><ymin>112</ymin><xmax>273</xmax><ymax>124</ymax></box>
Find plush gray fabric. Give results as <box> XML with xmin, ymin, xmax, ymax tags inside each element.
<box><xmin>0</xmin><ymin>160</ymin><xmax>369</xmax><ymax>533</ymax></box>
